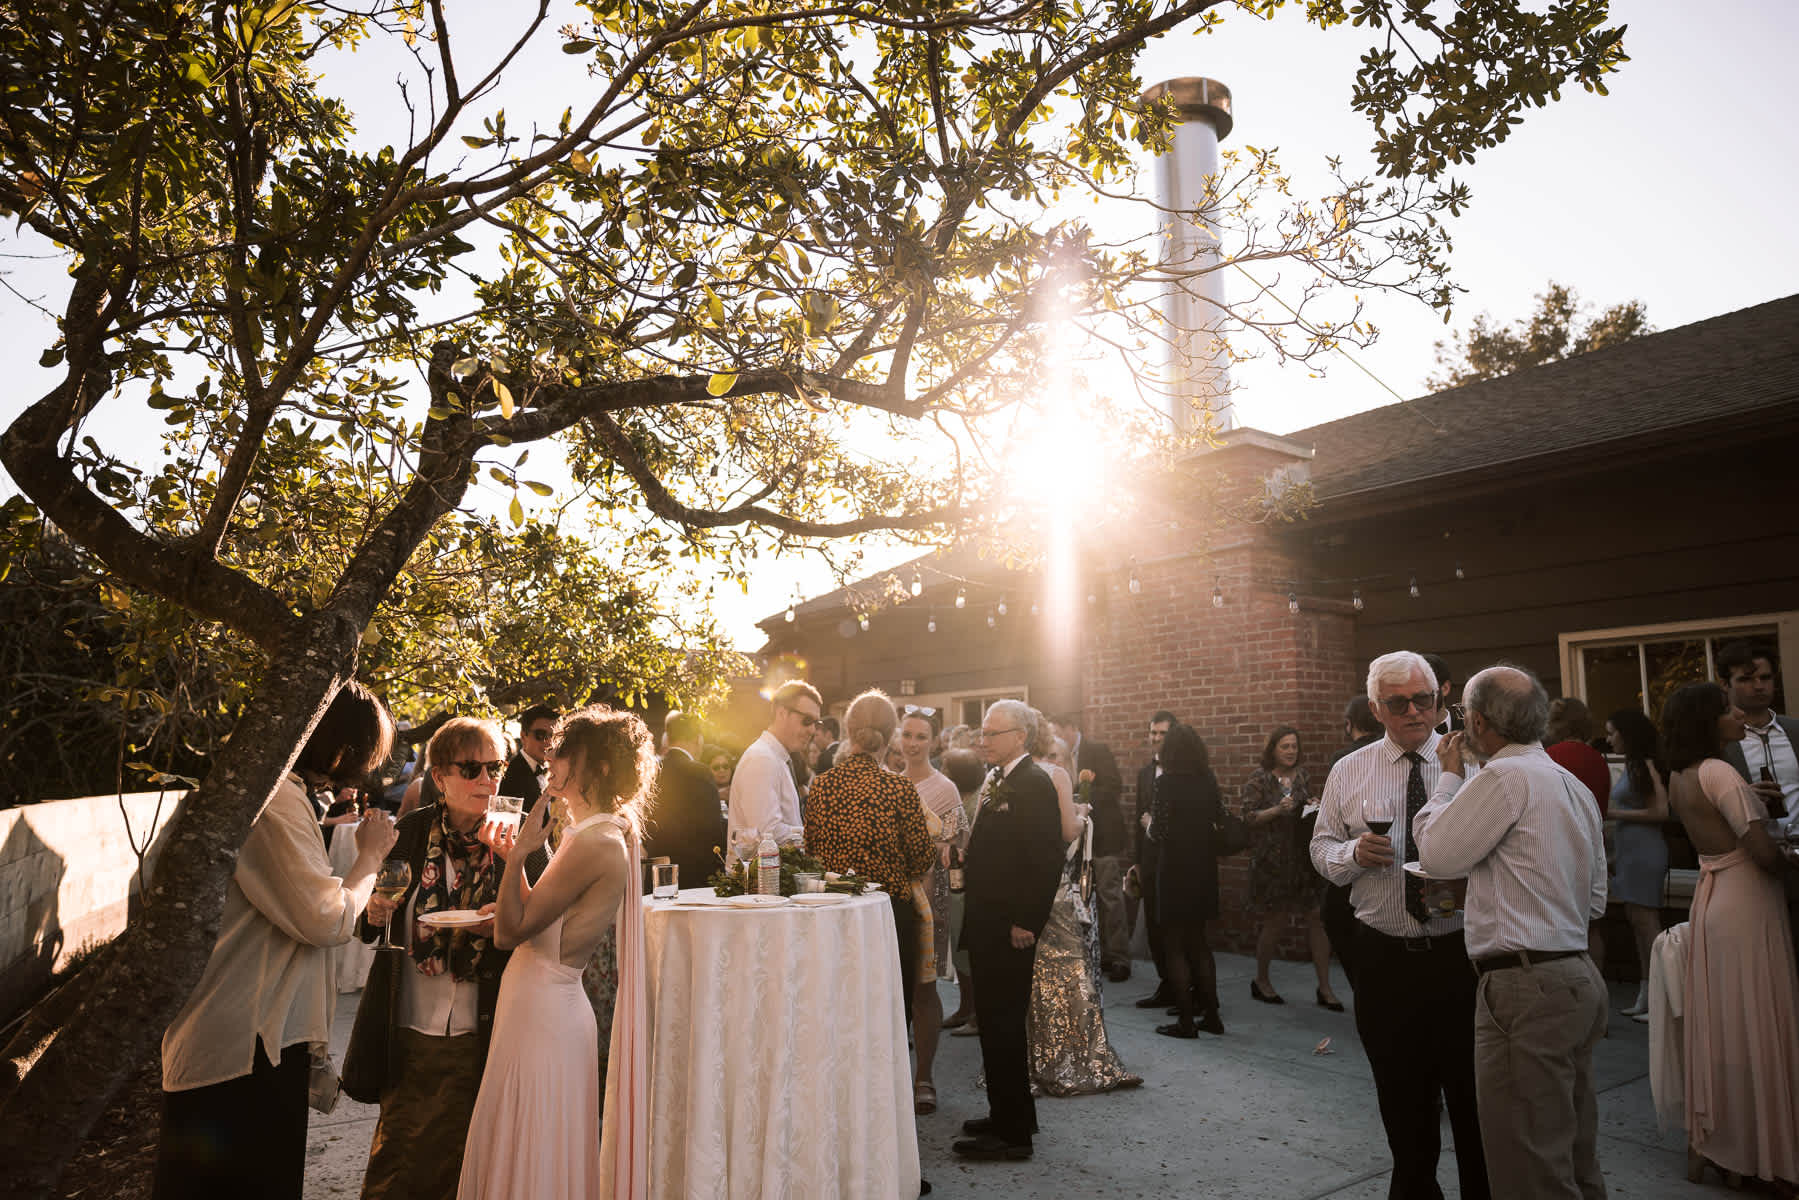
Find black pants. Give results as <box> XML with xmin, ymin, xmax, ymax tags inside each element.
<box><xmin>1161</xmin><ymin>917</ymin><xmax>1218</xmax><ymax>1024</ymax></box>
<box><xmin>1351</xmin><ymin>924</ymin><xmax>1489</xmax><ymax>1200</ymax></box>
<box><xmin>969</xmin><ymin>934</ymin><xmax>1037</xmax><ymax>1145</ymax></box>
<box><xmin>891</xmin><ymin>892</ymin><xmax>921</xmax><ymax>1031</ymax></box>
<box><xmin>154</xmin><ymin>1037</ymin><xmax>309</xmax><ymax>1200</ymax></box>
<box><xmin>1139</xmin><ymin>852</ymin><xmax>1168</xmax><ymax>982</ymax></box>
<box><xmin>1322</xmin><ymin>883</ymin><xmax>1360</xmax><ymax>988</ymax></box>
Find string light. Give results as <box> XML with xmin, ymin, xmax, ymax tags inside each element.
<box><xmin>857</xmin><ymin>613</ymin><xmax>869</xmax><ymax>632</ymax></box>
<box><xmin>997</xmin><ymin>595</ymin><xmax>1009</xmax><ymax>617</ymax></box>
<box><xmin>909</xmin><ymin>568</ymin><xmax>922</xmax><ymax>598</ymax></box>
<box><xmin>1030</xmin><ymin>599</ymin><xmax>1040</xmax><ymax>617</ymax></box>
<box><xmin>954</xmin><ymin>586</ymin><xmax>966</xmax><ymax>609</ymax></box>
<box><xmin>1409</xmin><ymin>576</ymin><xmax>1420</xmax><ymax>599</ymax></box>
<box><xmin>1288</xmin><ymin>591</ymin><xmax>1300</xmax><ymax>615</ymax></box>
<box><xmin>926</xmin><ymin>610</ymin><xmax>938</xmax><ymax>634</ymax></box>
<box><xmin>1454</xmin><ymin>562</ymin><xmax>1465</xmax><ymax>581</ymax></box>
<box><xmin>1128</xmin><ymin>559</ymin><xmax>1141</xmax><ymax>595</ymax></box>
<box><xmin>1352</xmin><ymin>588</ymin><xmax>1364</xmax><ymax>611</ymax></box>
<box><xmin>986</xmin><ymin>607</ymin><xmax>996</xmax><ymax>629</ymax></box>
<box><xmin>1212</xmin><ymin>577</ymin><xmax>1224</xmax><ymax>609</ymax></box>
<box><xmin>1087</xmin><ymin>589</ymin><xmax>1098</xmax><ymax>606</ymax></box>
<box><xmin>784</xmin><ymin>602</ymin><xmax>795</xmax><ymax>623</ymax></box>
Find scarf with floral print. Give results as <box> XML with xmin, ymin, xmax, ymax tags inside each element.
<box><xmin>410</xmin><ymin>805</ymin><xmax>501</xmax><ymax>981</ymax></box>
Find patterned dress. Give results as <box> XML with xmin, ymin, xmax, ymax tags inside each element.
<box><xmin>1241</xmin><ymin>767</ymin><xmax>1320</xmax><ymax>914</ymax></box>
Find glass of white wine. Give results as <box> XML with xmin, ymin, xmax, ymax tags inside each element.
<box><xmin>373</xmin><ymin>859</ymin><xmax>412</xmax><ymax>947</ymax></box>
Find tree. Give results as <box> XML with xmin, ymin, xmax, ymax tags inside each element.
<box><xmin>1427</xmin><ymin>281</ymin><xmax>1652</xmax><ymax>389</ymax></box>
<box><xmin>0</xmin><ymin>1</ymin><xmax>1625</xmax><ymax>1191</ymax></box>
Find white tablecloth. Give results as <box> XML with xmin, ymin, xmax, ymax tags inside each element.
<box><xmin>643</xmin><ymin>888</ymin><xmax>920</xmax><ymax>1200</ymax></box>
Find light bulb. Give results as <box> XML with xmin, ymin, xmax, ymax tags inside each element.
<box><xmin>857</xmin><ymin>614</ymin><xmax>869</xmax><ymax>632</ymax></box>
<box><xmin>1352</xmin><ymin>589</ymin><xmax>1364</xmax><ymax>611</ymax></box>
<box><xmin>1030</xmin><ymin>600</ymin><xmax>1040</xmax><ymax>617</ymax></box>
<box><xmin>954</xmin><ymin>586</ymin><xmax>966</xmax><ymax>609</ymax></box>
<box><xmin>1128</xmin><ymin>569</ymin><xmax>1141</xmax><ymax>596</ymax></box>
<box><xmin>927</xmin><ymin>614</ymin><xmax>937</xmax><ymax>634</ymax></box>
<box><xmin>784</xmin><ymin>604</ymin><xmax>795</xmax><ymax>623</ymax></box>
<box><xmin>1212</xmin><ymin>580</ymin><xmax>1224</xmax><ymax>609</ymax></box>
<box><xmin>1087</xmin><ymin>591</ymin><xmax>1097</xmax><ymax>606</ymax></box>
<box><xmin>997</xmin><ymin>596</ymin><xmax>1009</xmax><ymax>617</ymax></box>
<box><xmin>986</xmin><ymin>609</ymin><xmax>996</xmax><ymax>629</ymax></box>
<box><xmin>1288</xmin><ymin>591</ymin><xmax>1299</xmax><ymax>615</ymax></box>
<box><xmin>1409</xmin><ymin>576</ymin><xmax>1420</xmax><ymax>599</ymax></box>
<box><xmin>910</xmin><ymin>569</ymin><xmax>922</xmax><ymax>598</ymax></box>
<box><xmin>1454</xmin><ymin>562</ymin><xmax>1465</xmax><ymax>581</ymax></box>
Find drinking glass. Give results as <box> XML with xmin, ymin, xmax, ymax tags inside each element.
<box><xmin>487</xmin><ymin>794</ymin><xmax>524</xmax><ymax>838</ymax></box>
<box><xmin>794</xmin><ymin>871</ymin><xmax>823</xmax><ymax>894</ymax></box>
<box><xmin>373</xmin><ymin>859</ymin><xmax>412</xmax><ymax>947</ymax></box>
<box><xmin>1362</xmin><ymin>794</ymin><xmax>1398</xmax><ymax>870</ymax></box>
<box><xmin>652</xmin><ymin>862</ymin><xmax>679</xmax><ymax>901</ymax></box>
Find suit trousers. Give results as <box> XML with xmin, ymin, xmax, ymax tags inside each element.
<box><xmin>1092</xmin><ymin>854</ymin><xmax>1131</xmax><ymax>969</ymax></box>
<box><xmin>1473</xmin><ymin>954</ymin><xmax>1608</xmax><ymax>1200</ymax></box>
<box><xmin>970</xmin><ymin>934</ymin><xmax>1039</xmax><ymax>1145</ymax></box>
<box><xmin>1352</xmin><ymin>924</ymin><xmax>1490</xmax><ymax>1200</ymax></box>
<box><xmin>1138</xmin><ymin>851</ymin><xmax>1168</xmax><ymax>981</ymax></box>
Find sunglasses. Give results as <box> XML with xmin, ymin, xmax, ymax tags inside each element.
<box><xmin>1379</xmin><ymin>692</ymin><xmax>1439</xmax><ymax>716</ymax></box>
<box><xmin>902</xmin><ymin>705</ymin><xmax>937</xmax><ymax>718</ymax></box>
<box><xmin>780</xmin><ymin>705</ymin><xmax>820</xmax><ymax>729</ymax></box>
<box><xmin>448</xmin><ymin>759</ymin><xmax>506</xmax><ymax>780</ymax></box>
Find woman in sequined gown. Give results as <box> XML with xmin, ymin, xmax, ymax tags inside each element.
<box><xmin>1023</xmin><ymin>724</ymin><xmax>1140</xmax><ymax>1095</ymax></box>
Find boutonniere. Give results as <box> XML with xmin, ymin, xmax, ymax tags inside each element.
<box><xmin>980</xmin><ymin>772</ymin><xmax>1017</xmax><ymax>814</ymax></box>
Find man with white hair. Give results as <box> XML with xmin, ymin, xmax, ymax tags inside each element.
<box><xmin>1311</xmin><ymin>651</ymin><xmax>1489</xmax><ymax>1200</ymax></box>
<box><xmin>1416</xmin><ymin>665</ymin><xmax>1608</xmax><ymax>1200</ymax></box>
<box><xmin>954</xmin><ymin>699</ymin><xmax>1064</xmax><ymax>1162</ymax></box>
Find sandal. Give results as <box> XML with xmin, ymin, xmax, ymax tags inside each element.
<box><xmin>914</xmin><ymin>1081</ymin><xmax>937</xmax><ymax>1114</ymax></box>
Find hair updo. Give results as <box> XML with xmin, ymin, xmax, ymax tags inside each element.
<box><xmin>844</xmin><ymin>688</ymin><xmax>899</xmax><ymax>757</ymax></box>
<box><xmin>551</xmin><ymin>704</ymin><xmax>657</xmax><ymax>831</ymax></box>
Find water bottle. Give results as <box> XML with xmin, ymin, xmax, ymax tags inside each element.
<box><xmin>757</xmin><ymin>832</ymin><xmax>780</xmax><ymax>896</ymax></box>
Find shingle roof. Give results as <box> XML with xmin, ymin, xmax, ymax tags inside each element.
<box><xmin>1293</xmin><ymin>293</ymin><xmax>1799</xmax><ymax>501</ymax></box>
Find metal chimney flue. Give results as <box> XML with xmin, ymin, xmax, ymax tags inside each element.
<box><xmin>1143</xmin><ymin>77</ymin><xmax>1235</xmax><ymax>434</ymax></box>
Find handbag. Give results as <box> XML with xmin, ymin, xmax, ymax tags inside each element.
<box><xmin>1212</xmin><ymin>803</ymin><xmax>1250</xmax><ymax>857</ymax></box>
<box><xmin>340</xmin><ymin>944</ymin><xmax>406</xmax><ymax>1103</ymax></box>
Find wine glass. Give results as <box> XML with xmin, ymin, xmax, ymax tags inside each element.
<box><xmin>373</xmin><ymin>859</ymin><xmax>412</xmax><ymax>947</ymax></box>
<box><xmin>1362</xmin><ymin>794</ymin><xmax>1397</xmax><ymax>869</ymax></box>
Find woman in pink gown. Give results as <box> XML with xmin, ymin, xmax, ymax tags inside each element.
<box><xmin>457</xmin><ymin>705</ymin><xmax>654</xmax><ymax>1200</ymax></box>
<box><xmin>1662</xmin><ymin>682</ymin><xmax>1799</xmax><ymax>1191</ymax></box>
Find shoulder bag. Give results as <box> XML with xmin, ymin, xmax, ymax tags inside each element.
<box><xmin>340</xmin><ymin>944</ymin><xmax>405</xmax><ymax>1103</ymax></box>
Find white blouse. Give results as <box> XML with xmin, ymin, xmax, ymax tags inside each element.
<box><xmin>162</xmin><ymin>774</ymin><xmax>373</xmax><ymax>1091</ymax></box>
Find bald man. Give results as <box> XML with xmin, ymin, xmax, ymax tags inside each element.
<box><xmin>1416</xmin><ymin>665</ymin><xmax>1608</xmax><ymax>1200</ymax></box>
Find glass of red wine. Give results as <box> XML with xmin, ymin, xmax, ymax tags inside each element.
<box><xmin>1363</xmin><ymin>795</ymin><xmax>1397</xmax><ymax>868</ymax></box>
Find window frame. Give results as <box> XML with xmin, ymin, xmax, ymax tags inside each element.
<box><xmin>1559</xmin><ymin>611</ymin><xmax>1799</xmax><ymax>716</ymax></box>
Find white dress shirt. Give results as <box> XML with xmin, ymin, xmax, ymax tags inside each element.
<box><xmin>397</xmin><ymin>875</ymin><xmax>481</xmax><ymax>1037</ymax></box>
<box><xmin>1310</xmin><ymin>731</ymin><xmax>1463</xmax><ymax>938</ymax></box>
<box><xmin>727</xmin><ymin>729</ymin><xmax>803</xmax><ymax>852</ymax></box>
<box><xmin>1740</xmin><ymin>716</ymin><xmax>1799</xmax><ymax>833</ymax></box>
<box><xmin>162</xmin><ymin>774</ymin><xmax>373</xmax><ymax>1091</ymax></box>
<box><xmin>1414</xmin><ymin>742</ymin><xmax>1607</xmax><ymax>959</ymax></box>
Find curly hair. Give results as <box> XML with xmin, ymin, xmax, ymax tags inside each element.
<box><xmin>551</xmin><ymin>704</ymin><xmax>658</xmax><ymax>831</ymax></box>
<box><xmin>1259</xmin><ymin>725</ymin><xmax>1303</xmax><ymax>771</ymax></box>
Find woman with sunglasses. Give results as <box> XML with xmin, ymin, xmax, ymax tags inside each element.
<box><xmin>359</xmin><ymin>716</ymin><xmax>516</xmax><ymax>1200</ymax></box>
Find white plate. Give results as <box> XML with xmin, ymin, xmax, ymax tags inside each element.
<box><xmin>1402</xmin><ymin>862</ymin><xmax>1444</xmax><ymax>880</ymax></box>
<box><xmin>724</xmin><ymin>894</ymin><xmax>792</xmax><ymax>909</ymax></box>
<box><xmin>417</xmin><ymin>908</ymin><xmax>488</xmax><ymax>927</ymax></box>
<box><xmin>792</xmin><ymin>893</ymin><xmax>849</xmax><ymax>906</ymax></box>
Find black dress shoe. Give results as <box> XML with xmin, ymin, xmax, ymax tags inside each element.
<box><xmin>953</xmin><ymin>1133</ymin><xmax>1033</xmax><ymax>1161</ymax></box>
<box><xmin>961</xmin><ymin>1116</ymin><xmax>997</xmax><ymax>1136</ymax></box>
<box><xmin>1316</xmin><ymin>988</ymin><xmax>1345</xmax><ymax>1012</ymax></box>
<box><xmin>1250</xmin><ymin>980</ymin><xmax>1285</xmax><ymax>1005</ymax></box>
<box><xmin>1155</xmin><ymin>1021</ymin><xmax>1199</xmax><ymax>1038</ymax></box>
<box><xmin>1197</xmin><ymin>1011</ymin><xmax>1225</xmax><ymax>1035</ymax></box>
<box><xmin>1134</xmin><ymin>986</ymin><xmax>1173</xmax><ymax>1008</ymax></box>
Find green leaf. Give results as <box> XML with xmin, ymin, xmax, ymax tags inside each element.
<box><xmin>523</xmin><ymin>480</ymin><xmax>553</xmax><ymax>496</ymax></box>
<box><xmin>508</xmin><ymin>495</ymin><xmax>524</xmax><ymax>527</ymax></box>
<box><xmin>707</xmin><ymin>371</ymin><xmax>737</xmax><ymax>397</ymax></box>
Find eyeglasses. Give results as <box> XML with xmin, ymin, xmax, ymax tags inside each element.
<box><xmin>1379</xmin><ymin>692</ymin><xmax>1439</xmax><ymax>716</ymax></box>
<box><xmin>448</xmin><ymin>759</ymin><xmax>507</xmax><ymax>780</ymax></box>
<box><xmin>781</xmin><ymin>706</ymin><xmax>819</xmax><ymax>729</ymax></box>
<box><xmin>978</xmin><ymin>726</ymin><xmax>1022</xmax><ymax>741</ymax></box>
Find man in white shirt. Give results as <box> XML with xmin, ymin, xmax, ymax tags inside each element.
<box><xmin>1416</xmin><ymin>665</ymin><xmax>1608</xmax><ymax>1200</ymax></box>
<box><xmin>727</xmin><ymin>680</ymin><xmax>821</xmax><ymax>854</ymax></box>
<box><xmin>1311</xmin><ymin>651</ymin><xmax>1489</xmax><ymax>1200</ymax></box>
<box><xmin>1714</xmin><ymin>640</ymin><xmax>1799</xmax><ymax>978</ymax></box>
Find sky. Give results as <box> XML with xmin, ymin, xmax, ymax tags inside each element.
<box><xmin>3</xmin><ymin>1</ymin><xmax>1796</xmax><ymax>651</ymax></box>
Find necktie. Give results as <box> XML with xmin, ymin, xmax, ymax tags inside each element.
<box><xmin>1403</xmin><ymin>751</ymin><xmax>1432</xmax><ymax>924</ymax></box>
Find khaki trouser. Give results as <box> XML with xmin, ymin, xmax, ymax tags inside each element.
<box><xmin>363</xmin><ymin>1029</ymin><xmax>484</xmax><ymax>1200</ymax></box>
<box><xmin>1092</xmin><ymin>854</ymin><xmax>1132</xmax><ymax>968</ymax></box>
<box><xmin>1473</xmin><ymin>953</ymin><xmax>1608</xmax><ymax>1200</ymax></box>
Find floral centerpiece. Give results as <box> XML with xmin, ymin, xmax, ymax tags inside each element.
<box><xmin>706</xmin><ymin>845</ymin><xmax>868</xmax><ymax>897</ymax></box>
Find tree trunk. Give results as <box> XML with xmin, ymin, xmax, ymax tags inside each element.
<box><xmin>0</xmin><ymin>613</ymin><xmax>362</xmax><ymax>1200</ymax></box>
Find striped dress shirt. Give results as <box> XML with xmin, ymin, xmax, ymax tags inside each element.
<box><xmin>1310</xmin><ymin>731</ymin><xmax>1464</xmax><ymax>938</ymax></box>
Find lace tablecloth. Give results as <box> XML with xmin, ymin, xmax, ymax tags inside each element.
<box><xmin>642</xmin><ymin>889</ymin><xmax>920</xmax><ymax>1199</ymax></box>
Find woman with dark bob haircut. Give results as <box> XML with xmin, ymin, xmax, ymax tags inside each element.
<box><xmin>1149</xmin><ymin>723</ymin><xmax>1225</xmax><ymax>1037</ymax></box>
<box><xmin>157</xmin><ymin>682</ymin><xmax>398</xmax><ymax>1200</ymax></box>
<box><xmin>1659</xmin><ymin>682</ymin><xmax>1799</xmax><ymax>1189</ymax></box>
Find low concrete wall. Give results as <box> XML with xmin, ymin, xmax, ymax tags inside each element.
<box><xmin>0</xmin><ymin>791</ymin><xmax>188</xmax><ymax>1020</ymax></box>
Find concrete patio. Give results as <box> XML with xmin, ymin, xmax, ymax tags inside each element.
<box><xmin>304</xmin><ymin>951</ymin><xmax>1705</xmax><ymax>1199</ymax></box>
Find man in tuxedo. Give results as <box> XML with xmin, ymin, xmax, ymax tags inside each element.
<box><xmin>1129</xmin><ymin>709</ymin><xmax>1177</xmax><ymax>1007</ymax></box>
<box><xmin>1715</xmin><ymin>640</ymin><xmax>1799</xmax><ymax>970</ymax></box>
<box><xmin>646</xmin><ymin>710</ymin><xmax>728</xmax><ymax>891</ymax></box>
<box><xmin>954</xmin><ymin>700</ymin><xmax>1064</xmax><ymax>1162</ymax></box>
<box><xmin>1052</xmin><ymin>712</ymin><xmax>1129</xmax><ymax>980</ymax></box>
<box><xmin>499</xmin><ymin>704</ymin><xmax>558</xmax><ymax>813</ymax></box>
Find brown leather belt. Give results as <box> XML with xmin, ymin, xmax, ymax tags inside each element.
<box><xmin>1472</xmin><ymin>948</ymin><xmax>1585</xmax><ymax>976</ymax></box>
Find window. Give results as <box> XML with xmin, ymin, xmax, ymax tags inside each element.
<box><xmin>953</xmin><ymin>689</ymin><xmax>1029</xmax><ymax>729</ymax></box>
<box><xmin>1561</xmin><ymin>614</ymin><xmax>1794</xmax><ymax>720</ymax></box>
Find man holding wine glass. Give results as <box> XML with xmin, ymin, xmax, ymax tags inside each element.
<box><xmin>1310</xmin><ymin>651</ymin><xmax>1489</xmax><ymax>1200</ymax></box>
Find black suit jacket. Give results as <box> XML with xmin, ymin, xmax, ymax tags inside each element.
<box><xmin>1073</xmin><ymin>735</ymin><xmax>1127</xmax><ymax>858</ymax></box>
<box><xmin>499</xmin><ymin>751</ymin><xmax>546</xmax><ymax>813</ymax></box>
<box><xmin>644</xmin><ymin>749</ymin><xmax>728</xmax><ymax>888</ymax></box>
<box><xmin>961</xmin><ymin>759</ymin><xmax>1064</xmax><ymax>947</ymax></box>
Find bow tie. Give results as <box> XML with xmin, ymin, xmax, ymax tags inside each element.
<box><xmin>533</xmin><ymin>763</ymin><xmax>549</xmax><ymax>778</ymax></box>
